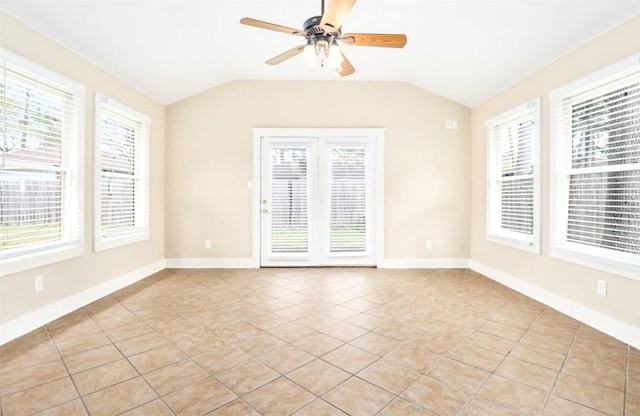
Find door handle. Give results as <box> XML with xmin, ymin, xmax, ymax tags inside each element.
<box><xmin>262</xmin><ymin>208</ymin><xmax>268</xmax><ymax>214</ymax></box>
<box><xmin>262</xmin><ymin>199</ymin><xmax>268</xmax><ymax>204</ymax></box>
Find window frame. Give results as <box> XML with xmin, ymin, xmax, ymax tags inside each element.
<box><xmin>550</xmin><ymin>53</ymin><xmax>640</xmax><ymax>281</ymax></box>
<box><xmin>93</xmin><ymin>93</ymin><xmax>150</xmax><ymax>252</ymax></box>
<box><xmin>485</xmin><ymin>97</ymin><xmax>541</xmax><ymax>254</ymax></box>
<box><xmin>0</xmin><ymin>48</ymin><xmax>85</xmax><ymax>277</ymax></box>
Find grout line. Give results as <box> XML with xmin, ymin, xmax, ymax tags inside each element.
<box><xmin>624</xmin><ymin>344</ymin><xmax>629</xmax><ymax>416</ymax></box>
<box><xmin>454</xmin><ymin>303</ymin><xmax>545</xmax><ymax>415</ymax></box>
<box><xmin>536</xmin><ymin>311</ymin><xmax>579</xmax><ymax>415</ymax></box>
<box><xmin>454</xmin><ymin>340</ymin><xmax>511</xmax><ymax>414</ymax></box>
<box><xmin>44</xmin><ymin>324</ymin><xmax>93</xmax><ymax>416</ymax></box>
<box><xmin>86</xmin><ymin>293</ymin><xmax>179</xmax><ymax>416</ymax></box>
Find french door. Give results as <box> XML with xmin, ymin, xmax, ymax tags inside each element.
<box><xmin>260</xmin><ymin>135</ymin><xmax>376</xmax><ymax>266</ymax></box>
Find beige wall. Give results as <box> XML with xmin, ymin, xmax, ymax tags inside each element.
<box><xmin>166</xmin><ymin>81</ymin><xmax>470</xmax><ymax>261</ymax></box>
<box><xmin>470</xmin><ymin>15</ymin><xmax>640</xmax><ymax>327</ymax></box>
<box><xmin>0</xmin><ymin>13</ymin><xmax>166</xmax><ymax>324</ymax></box>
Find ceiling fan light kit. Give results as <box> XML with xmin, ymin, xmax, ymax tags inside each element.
<box><xmin>301</xmin><ymin>32</ymin><xmax>344</xmax><ymax>72</ymax></box>
<box><xmin>240</xmin><ymin>0</ymin><xmax>407</xmax><ymax>77</ymax></box>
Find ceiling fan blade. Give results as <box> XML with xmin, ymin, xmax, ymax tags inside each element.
<box><xmin>341</xmin><ymin>33</ymin><xmax>407</xmax><ymax>48</ymax></box>
<box><xmin>266</xmin><ymin>45</ymin><xmax>306</xmax><ymax>65</ymax></box>
<box><xmin>320</xmin><ymin>0</ymin><xmax>356</xmax><ymax>33</ymax></box>
<box><xmin>240</xmin><ymin>17</ymin><xmax>305</xmax><ymax>36</ymax></box>
<box><xmin>339</xmin><ymin>52</ymin><xmax>356</xmax><ymax>77</ymax></box>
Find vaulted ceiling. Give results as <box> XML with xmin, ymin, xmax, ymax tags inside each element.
<box><xmin>2</xmin><ymin>0</ymin><xmax>639</xmax><ymax>107</ymax></box>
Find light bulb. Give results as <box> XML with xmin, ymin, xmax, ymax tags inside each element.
<box><xmin>303</xmin><ymin>41</ymin><xmax>315</xmax><ymax>65</ymax></box>
<box><xmin>328</xmin><ymin>41</ymin><xmax>343</xmax><ymax>70</ymax></box>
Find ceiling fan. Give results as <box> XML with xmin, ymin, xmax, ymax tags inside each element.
<box><xmin>240</xmin><ymin>0</ymin><xmax>407</xmax><ymax>76</ymax></box>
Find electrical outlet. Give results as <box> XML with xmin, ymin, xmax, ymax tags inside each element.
<box><xmin>205</xmin><ymin>240</ymin><xmax>212</xmax><ymax>249</ymax></box>
<box><xmin>34</xmin><ymin>275</ymin><xmax>44</xmax><ymax>292</ymax></box>
<box><xmin>425</xmin><ymin>240</ymin><xmax>432</xmax><ymax>250</ymax></box>
<box><xmin>597</xmin><ymin>279</ymin><xmax>607</xmax><ymax>297</ymax></box>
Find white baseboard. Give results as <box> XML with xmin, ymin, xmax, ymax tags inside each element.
<box><xmin>0</xmin><ymin>259</ymin><xmax>166</xmax><ymax>346</ymax></box>
<box><xmin>166</xmin><ymin>258</ymin><xmax>470</xmax><ymax>269</ymax></box>
<box><xmin>382</xmin><ymin>258</ymin><xmax>470</xmax><ymax>269</ymax></box>
<box><xmin>469</xmin><ymin>260</ymin><xmax>640</xmax><ymax>350</ymax></box>
<box><xmin>165</xmin><ymin>258</ymin><xmax>258</xmax><ymax>269</ymax></box>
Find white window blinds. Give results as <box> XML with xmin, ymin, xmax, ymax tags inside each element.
<box><xmin>486</xmin><ymin>99</ymin><xmax>540</xmax><ymax>252</ymax></box>
<box><xmin>552</xmin><ymin>58</ymin><xmax>640</xmax><ymax>275</ymax></box>
<box><xmin>329</xmin><ymin>147</ymin><xmax>367</xmax><ymax>253</ymax></box>
<box><xmin>270</xmin><ymin>147</ymin><xmax>309</xmax><ymax>254</ymax></box>
<box><xmin>95</xmin><ymin>95</ymin><xmax>149</xmax><ymax>251</ymax></box>
<box><xmin>0</xmin><ymin>53</ymin><xmax>83</xmax><ymax>271</ymax></box>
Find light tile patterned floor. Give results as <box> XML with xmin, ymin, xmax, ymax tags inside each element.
<box><xmin>1</xmin><ymin>268</ymin><xmax>638</xmax><ymax>415</ymax></box>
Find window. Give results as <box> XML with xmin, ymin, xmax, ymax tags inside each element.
<box><xmin>486</xmin><ymin>98</ymin><xmax>541</xmax><ymax>253</ymax></box>
<box><xmin>94</xmin><ymin>94</ymin><xmax>149</xmax><ymax>251</ymax></box>
<box><xmin>551</xmin><ymin>54</ymin><xmax>640</xmax><ymax>280</ymax></box>
<box><xmin>0</xmin><ymin>49</ymin><xmax>85</xmax><ymax>277</ymax></box>
<box><xmin>329</xmin><ymin>146</ymin><xmax>367</xmax><ymax>254</ymax></box>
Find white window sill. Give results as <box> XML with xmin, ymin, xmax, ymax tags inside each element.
<box><xmin>487</xmin><ymin>232</ymin><xmax>540</xmax><ymax>254</ymax></box>
<box><xmin>0</xmin><ymin>243</ymin><xmax>83</xmax><ymax>277</ymax></box>
<box><xmin>94</xmin><ymin>230</ymin><xmax>149</xmax><ymax>253</ymax></box>
<box><xmin>551</xmin><ymin>245</ymin><xmax>640</xmax><ymax>282</ymax></box>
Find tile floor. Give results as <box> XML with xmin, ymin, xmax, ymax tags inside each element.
<box><xmin>0</xmin><ymin>268</ymin><xmax>638</xmax><ymax>415</ymax></box>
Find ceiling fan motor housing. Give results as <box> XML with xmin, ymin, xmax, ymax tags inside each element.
<box><xmin>304</xmin><ymin>16</ymin><xmax>341</xmax><ymax>36</ymax></box>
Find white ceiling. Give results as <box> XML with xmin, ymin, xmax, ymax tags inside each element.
<box><xmin>2</xmin><ymin>0</ymin><xmax>640</xmax><ymax>107</ymax></box>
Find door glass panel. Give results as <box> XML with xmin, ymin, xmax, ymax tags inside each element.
<box><xmin>329</xmin><ymin>147</ymin><xmax>367</xmax><ymax>253</ymax></box>
<box><xmin>270</xmin><ymin>147</ymin><xmax>309</xmax><ymax>254</ymax></box>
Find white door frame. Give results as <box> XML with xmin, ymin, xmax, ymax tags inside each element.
<box><xmin>252</xmin><ymin>128</ymin><xmax>385</xmax><ymax>268</ymax></box>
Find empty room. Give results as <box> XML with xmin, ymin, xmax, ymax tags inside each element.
<box><xmin>0</xmin><ymin>0</ymin><xmax>639</xmax><ymax>415</ymax></box>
